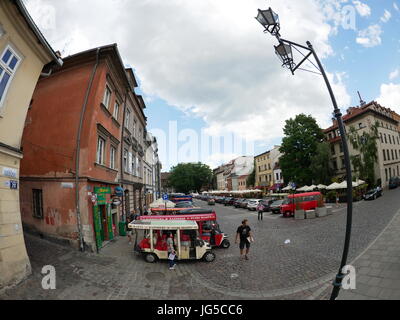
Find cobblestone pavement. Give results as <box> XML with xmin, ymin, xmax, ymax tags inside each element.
<box><xmin>339</xmin><ymin>206</ymin><xmax>400</xmax><ymax>300</ymax></box>
<box><xmin>1</xmin><ymin>188</ymin><xmax>399</xmax><ymax>300</ymax></box>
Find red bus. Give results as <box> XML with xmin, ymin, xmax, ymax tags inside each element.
<box><xmin>139</xmin><ymin>211</ymin><xmax>230</xmax><ymax>248</ymax></box>
<box><xmin>280</xmin><ymin>192</ymin><xmax>324</xmax><ymax>218</ymax></box>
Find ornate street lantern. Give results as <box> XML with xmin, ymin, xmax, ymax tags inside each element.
<box><xmin>255</xmin><ymin>8</ymin><xmax>280</xmax><ymax>36</ymax></box>
<box><xmin>274</xmin><ymin>42</ymin><xmax>295</xmax><ymax>71</ymax></box>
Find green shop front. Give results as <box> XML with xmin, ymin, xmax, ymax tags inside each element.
<box><xmin>92</xmin><ymin>186</ymin><xmax>118</xmax><ymax>251</ymax></box>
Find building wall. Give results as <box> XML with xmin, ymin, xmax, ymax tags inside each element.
<box><xmin>0</xmin><ymin>1</ymin><xmax>55</xmax><ymax>289</ymax></box>
<box><xmin>255</xmin><ymin>152</ymin><xmax>272</xmax><ymax>188</ymax></box>
<box><xmin>20</xmin><ymin>52</ymin><xmax>126</xmax><ymax>252</ymax></box>
<box><xmin>325</xmin><ymin>104</ymin><xmax>400</xmax><ymax>188</ymax></box>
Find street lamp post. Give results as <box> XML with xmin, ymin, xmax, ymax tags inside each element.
<box><xmin>256</xmin><ymin>7</ymin><xmax>353</xmax><ymax>300</ymax></box>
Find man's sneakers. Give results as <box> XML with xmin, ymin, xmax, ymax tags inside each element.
<box><xmin>169</xmin><ymin>266</ymin><xmax>176</xmax><ymax>270</ymax></box>
<box><xmin>245</xmin><ymin>255</ymin><xmax>249</xmax><ymax>261</ymax></box>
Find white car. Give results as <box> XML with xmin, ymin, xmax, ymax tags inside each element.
<box><xmin>247</xmin><ymin>199</ymin><xmax>262</xmax><ymax>211</ymax></box>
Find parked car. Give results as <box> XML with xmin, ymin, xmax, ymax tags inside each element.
<box><xmin>175</xmin><ymin>201</ymin><xmax>194</xmax><ymax>208</ymax></box>
<box><xmin>256</xmin><ymin>198</ymin><xmax>278</xmax><ymax>213</ymax></box>
<box><xmin>223</xmin><ymin>197</ymin><xmax>234</xmax><ymax>206</ymax></box>
<box><xmin>208</xmin><ymin>198</ymin><xmax>216</xmax><ymax>206</ymax></box>
<box><xmin>234</xmin><ymin>198</ymin><xmax>245</xmax><ymax>208</ymax></box>
<box><xmin>389</xmin><ymin>177</ymin><xmax>400</xmax><ymax>189</ymax></box>
<box><xmin>247</xmin><ymin>199</ymin><xmax>262</xmax><ymax>211</ymax></box>
<box><xmin>239</xmin><ymin>199</ymin><xmax>250</xmax><ymax>209</ymax></box>
<box><xmin>363</xmin><ymin>187</ymin><xmax>383</xmax><ymax>201</ymax></box>
<box><xmin>269</xmin><ymin>199</ymin><xmax>285</xmax><ymax>214</ymax></box>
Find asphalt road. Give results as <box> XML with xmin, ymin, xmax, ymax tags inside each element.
<box><xmin>191</xmin><ymin>190</ymin><xmax>400</xmax><ymax>295</ymax></box>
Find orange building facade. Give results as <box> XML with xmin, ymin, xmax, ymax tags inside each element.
<box><xmin>19</xmin><ymin>45</ymin><xmax>145</xmax><ymax>252</ymax></box>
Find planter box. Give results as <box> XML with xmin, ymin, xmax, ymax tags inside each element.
<box><xmin>326</xmin><ymin>206</ymin><xmax>333</xmax><ymax>216</ymax></box>
<box><xmin>294</xmin><ymin>209</ymin><xmax>305</xmax><ymax>220</ymax></box>
<box><xmin>316</xmin><ymin>207</ymin><xmax>327</xmax><ymax>218</ymax></box>
<box><xmin>305</xmin><ymin>210</ymin><xmax>316</xmax><ymax>219</ymax></box>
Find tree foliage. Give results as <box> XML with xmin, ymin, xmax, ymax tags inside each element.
<box><xmin>309</xmin><ymin>142</ymin><xmax>334</xmax><ymax>185</ymax></box>
<box><xmin>168</xmin><ymin>162</ymin><xmax>213</xmax><ymax>193</ymax></box>
<box><xmin>279</xmin><ymin>114</ymin><xmax>324</xmax><ymax>186</ymax></box>
<box><xmin>247</xmin><ymin>164</ymin><xmax>256</xmax><ymax>188</ymax></box>
<box><xmin>347</xmin><ymin>121</ymin><xmax>380</xmax><ymax>186</ymax></box>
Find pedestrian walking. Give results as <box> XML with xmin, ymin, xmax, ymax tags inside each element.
<box><xmin>257</xmin><ymin>203</ymin><xmax>264</xmax><ymax>221</ymax></box>
<box><xmin>235</xmin><ymin>219</ymin><xmax>254</xmax><ymax>260</ymax></box>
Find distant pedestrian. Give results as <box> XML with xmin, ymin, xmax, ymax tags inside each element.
<box><xmin>168</xmin><ymin>249</ymin><xmax>177</xmax><ymax>270</ymax></box>
<box><xmin>257</xmin><ymin>203</ymin><xmax>264</xmax><ymax>221</ymax></box>
<box><xmin>235</xmin><ymin>219</ymin><xmax>253</xmax><ymax>260</ymax></box>
<box><xmin>336</xmin><ymin>192</ymin><xmax>340</xmax><ymax>207</ymax></box>
<box><xmin>126</xmin><ymin>216</ymin><xmax>133</xmax><ymax>244</ymax></box>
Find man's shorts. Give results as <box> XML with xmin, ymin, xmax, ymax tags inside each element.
<box><xmin>239</xmin><ymin>239</ymin><xmax>250</xmax><ymax>250</ymax></box>
<box><xmin>127</xmin><ymin>230</ymin><xmax>133</xmax><ymax>236</ymax></box>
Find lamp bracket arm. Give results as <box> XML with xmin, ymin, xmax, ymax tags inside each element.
<box><xmin>279</xmin><ymin>38</ymin><xmax>311</xmax><ymax>51</ymax></box>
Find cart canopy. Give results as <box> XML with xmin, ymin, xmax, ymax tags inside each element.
<box><xmin>128</xmin><ymin>220</ymin><xmax>198</xmax><ymax>230</ymax></box>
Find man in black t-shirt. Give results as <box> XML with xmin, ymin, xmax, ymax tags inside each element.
<box><xmin>235</xmin><ymin>219</ymin><xmax>253</xmax><ymax>260</ymax></box>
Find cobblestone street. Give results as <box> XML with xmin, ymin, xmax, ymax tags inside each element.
<box><xmin>1</xmin><ymin>188</ymin><xmax>400</xmax><ymax>300</ymax></box>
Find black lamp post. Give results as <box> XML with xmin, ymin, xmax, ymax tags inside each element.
<box><xmin>256</xmin><ymin>7</ymin><xmax>353</xmax><ymax>300</ymax></box>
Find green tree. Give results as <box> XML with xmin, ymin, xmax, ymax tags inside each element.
<box><xmin>347</xmin><ymin>121</ymin><xmax>380</xmax><ymax>186</ymax></box>
<box><xmin>279</xmin><ymin>114</ymin><xmax>324</xmax><ymax>185</ymax></box>
<box><xmin>168</xmin><ymin>162</ymin><xmax>213</xmax><ymax>194</ymax></box>
<box><xmin>310</xmin><ymin>142</ymin><xmax>334</xmax><ymax>185</ymax></box>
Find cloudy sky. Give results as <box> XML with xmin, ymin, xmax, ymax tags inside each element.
<box><xmin>24</xmin><ymin>0</ymin><xmax>400</xmax><ymax>170</ymax></box>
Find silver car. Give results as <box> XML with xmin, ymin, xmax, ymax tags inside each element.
<box><xmin>247</xmin><ymin>199</ymin><xmax>262</xmax><ymax>211</ymax></box>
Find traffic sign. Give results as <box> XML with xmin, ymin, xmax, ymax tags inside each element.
<box><xmin>162</xmin><ymin>194</ymin><xmax>169</xmax><ymax>201</ymax></box>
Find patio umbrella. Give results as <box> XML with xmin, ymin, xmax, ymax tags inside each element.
<box><xmin>149</xmin><ymin>198</ymin><xmax>176</xmax><ymax>208</ymax></box>
<box><xmin>297</xmin><ymin>186</ymin><xmax>309</xmax><ymax>192</ymax></box>
<box><xmin>316</xmin><ymin>184</ymin><xmax>327</xmax><ymax>189</ymax></box>
<box><xmin>326</xmin><ymin>182</ymin><xmax>342</xmax><ymax>190</ymax></box>
<box><xmin>282</xmin><ymin>185</ymin><xmax>292</xmax><ymax>191</ymax></box>
<box><xmin>355</xmin><ymin>179</ymin><xmax>366</xmax><ymax>186</ymax></box>
<box><xmin>337</xmin><ymin>181</ymin><xmax>358</xmax><ymax>189</ymax></box>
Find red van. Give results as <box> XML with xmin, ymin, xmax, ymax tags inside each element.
<box><xmin>280</xmin><ymin>192</ymin><xmax>324</xmax><ymax>218</ymax></box>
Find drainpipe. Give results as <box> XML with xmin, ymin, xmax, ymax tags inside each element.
<box><xmin>75</xmin><ymin>47</ymin><xmax>101</xmax><ymax>252</ymax></box>
<box><xmin>121</xmin><ymin>90</ymin><xmax>128</xmax><ymax>221</ymax></box>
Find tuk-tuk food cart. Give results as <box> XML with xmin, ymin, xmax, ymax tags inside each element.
<box><xmin>139</xmin><ymin>211</ymin><xmax>230</xmax><ymax>249</ymax></box>
<box><xmin>128</xmin><ymin>220</ymin><xmax>216</xmax><ymax>263</ymax></box>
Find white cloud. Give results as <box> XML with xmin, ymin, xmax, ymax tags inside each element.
<box><xmin>377</xmin><ymin>83</ymin><xmax>400</xmax><ymax>110</ymax></box>
<box><xmin>353</xmin><ymin>1</ymin><xmax>371</xmax><ymax>17</ymax></box>
<box><xmin>381</xmin><ymin>9</ymin><xmax>392</xmax><ymax>22</ymax></box>
<box><xmin>24</xmin><ymin>0</ymin><xmax>350</xmax><ymax>150</ymax></box>
<box><xmin>394</xmin><ymin>2</ymin><xmax>399</xmax><ymax>11</ymax></box>
<box><xmin>356</xmin><ymin>24</ymin><xmax>382</xmax><ymax>47</ymax></box>
<box><xmin>389</xmin><ymin>69</ymin><xmax>399</xmax><ymax>80</ymax></box>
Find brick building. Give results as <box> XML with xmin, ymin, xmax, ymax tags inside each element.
<box><xmin>19</xmin><ymin>44</ymin><xmax>148</xmax><ymax>252</ymax></box>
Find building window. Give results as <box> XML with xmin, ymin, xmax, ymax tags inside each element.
<box><xmin>384</xmin><ymin>134</ymin><xmax>387</xmax><ymax>144</ymax></box>
<box><xmin>389</xmin><ymin>167</ymin><xmax>392</xmax><ymax>178</ymax></box>
<box><xmin>103</xmin><ymin>85</ymin><xmax>112</xmax><ymax>109</ymax></box>
<box><xmin>389</xmin><ymin>135</ymin><xmax>392</xmax><ymax>144</ymax></box>
<box><xmin>387</xmin><ymin>149</ymin><xmax>390</xmax><ymax>161</ymax></box>
<box><xmin>0</xmin><ymin>45</ymin><xmax>22</xmax><ymax>108</ymax></box>
<box><xmin>341</xmin><ymin>157</ymin><xmax>345</xmax><ymax>169</ymax></box>
<box><xmin>110</xmin><ymin>146</ymin><xmax>116</xmax><ymax>169</ymax></box>
<box><xmin>380</xmin><ymin>133</ymin><xmax>383</xmax><ymax>143</ymax></box>
<box><xmin>331</xmin><ymin>144</ymin><xmax>335</xmax><ymax>155</ymax></box>
<box><xmin>392</xmin><ymin>149</ymin><xmax>394</xmax><ymax>161</ymax></box>
<box><xmin>339</xmin><ymin>143</ymin><xmax>343</xmax><ymax>153</ymax></box>
<box><xmin>131</xmin><ymin>153</ymin><xmax>136</xmax><ymax>174</ymax></box>
<box><xmin>113</xmin><ymin>101</ymin><xmax>120</xmax><ymax>120</ymax></box>
<box><xmin>385</xmin><ymin>168</ymin><xmax>388</xmax><ymax>181</ymax></box>
<box><xmin>32</xmin><ymin>189</ymin><xmax>43</xmax><ymax>219</ymax></box>
<box><xmin>125</xmin><ymin>109</ymin><xmax>131</xmax><ymax>128</ymax></box>
<box><xmin>332</xmin><ymin>160</ymin><xmax>338</xmax><ymax>170</ymax></box>
<box><xmin>383</xmin><ymin>149</ymin><xmax>386</xmax><ymax>161</ymax></box>
<box><xmin>123</xmin><ymin>149</ymin><xmax>128</xmax><ymax>171</ymax></box>
<box><xmin>96</xmin><ymin>136</ymin><xmax>106</xmax><ymax>164</ymax></box>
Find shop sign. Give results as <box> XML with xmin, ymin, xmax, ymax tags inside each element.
<box><xmin>94</xmin><ymin>187</ymin><xmax>111</xmax><ymax>205</ymax></box>
<box><xmin>114</xmin><ymin>186</ymin><xmax>124</xmax><ymax>197</ymax></box>
<box><xmin>112</xmin><ymin>198</ymin><xmax>122</xmax><ymax>206</ymax></box>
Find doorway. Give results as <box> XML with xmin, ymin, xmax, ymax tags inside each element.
<box><xmin>99</xmin><ymin>205</ymin><xmax>109</xmax><ymax>241</ymax></box>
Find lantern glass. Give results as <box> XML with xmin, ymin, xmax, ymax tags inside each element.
<box><xmin>275</xmin><ymin>43</ymin><xmax>292</xmax><ymax>64</ymax></box>
<box><xmin>255</xmin><ymin>8</ymin><xmax>279</xmax><ymax>27</ymax></box>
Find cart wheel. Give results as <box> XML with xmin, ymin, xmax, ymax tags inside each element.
<box><xmin>203</xmin><ymin>252</ymin><xmax>216</xmax><ymax>262</ymax></box>
<box><xmin>144</xmin><ymin>253</ymin><xmax>157</xmax><ymax>263</ymax></box>
<box><xmin>221</xmin><ymin>240</ymin><xmax>230</xmax><ymax>249</ymax></box>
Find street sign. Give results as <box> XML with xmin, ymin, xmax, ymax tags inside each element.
<box><xmin>162</xmin><ymin>194</ymin><xmax>169</xmax><ymax>201</ymax></box>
